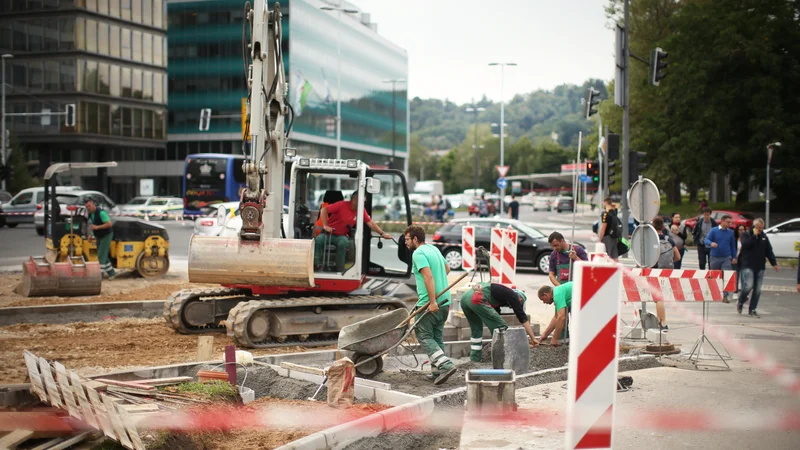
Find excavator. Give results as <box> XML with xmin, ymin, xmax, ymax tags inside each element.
<box><xmin>164</xmin><ymin>1</ymin><xmax>418</xmax><ymax>348</ymax></box>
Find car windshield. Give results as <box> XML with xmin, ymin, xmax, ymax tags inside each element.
<box><xmin>55</xmin><ymin>195</ymin><xmax>80</xmax><ymax>205</ymax></box>
<box><xmin>128</xmin><ymin>197</ymin><xmax>148</xmax><ymax>205</ymax></box>
<box><xmin>150</xmin><ymin>199</ymin><xmax>169</xmax><ymax>206</ymax></box>
<box><xmin>518</xmin><ymin>222</ymin><xmax>546</xmax><ymax>238</ymax></box>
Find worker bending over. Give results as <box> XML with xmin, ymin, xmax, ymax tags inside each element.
<box><xmin>460</xmin><ymin>282</ymin><xmax>539</xmax><ymax>361</ymax></box>
<box><xmin>537</xmin><ymin>282</ymin><xmax>572</xmax><ymax>346</ymax></box>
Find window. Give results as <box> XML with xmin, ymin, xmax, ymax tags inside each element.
<box><xmin>132</xmin><ymin>68</ymin><xmax>142</xmax><ymax>98</ymax></box>
<box><xmin>78</xmin><ymin>101</ymin><xmax>87</xmax><ymax>131</ymax></box>
<box><xmin>29</xmin><ymin>61</ymin><xmax>43</xmax><ymax>90</ymax></box>
<box><xmin>29</xmin><ymin>20</ymin><xmax>43</xmax><ymax>51</ymax></box>
<box><xmin>86</xmin><ymin>19</ymin><xmax>97</xmax><ymax>52</ymax></box>
<box><xmin>111</xmin><ymin>105</ymin><xmax>121</xmax><ymax>135</ymax></box>
<box><xmin>98</xmin><ymin>0</ymin><xmax>108</xmax><ymax>15</ymax></box>
<box><xmin>98</xmin><ymin>63</ymin><xmax>110</xmax><ymax>94</ymax></box>
<box><xmin>109</xmin><ymin>25</ymin><xmax>119</xmax><ymax>57</ymax></box>
<box><xmin>1</xmin><ymin>23</ymin><xmax>11</xmax><ymax>50</ymax></box>
<box><xmin>121</xmin><ymin>67</ymin><xmax>131</xmax><ymax>96</ymax></box>
<box><xmin>122</xmin><ymin>107</ymin><xmax>132</xmax><ymax>136</ymax></box>
<box><xmin>153</xmin><ymin>35</ymin><xmax>162</xmax><ymax>67</ymax></box>
<box><xmin>86</xmin><ymin>0</ymin><xmax>97</xmax><ymax>11</ymax></box>
<box><xmin>43</xmin><ymin>20</ymin><xmax>58</xmax><ymax>51</ymax></box>
<box><xmin>110</xmin><ymin>0</ymin><xmax>119</xmax><ymax>17</ymax></box>
<box><xmin>60</xmin><ymin>60</ymin><xmax>75</xmax><ymax>90</ymax></box>
<box><xmin>143</xmin><ymin>109</ymin><xmax>153</xmax><ymax>138</ymax></box>
<box><xmin>121</xmin><ymin>27</ymin><xmax>131</xmax><ymax>59</ymax></box>
<box><xmin>98</xmin><ymin>22</ymin><xmax>108</xmax><ymax>55</ymax></box>
<box><xmin>142</xmin><ymin>33</ymin><xmax>151</xmax><ymax>65</ymax></box>
<box><xmin>142</xmin><ymin>70</ymin><xmax>152</xmax><ymax>100</ymax></box>
<box><xmin>45</xmin><ymin>61</ymin><xmax>59</xmax><ymax>91</ymax></box>
<box><xmin>88</xmin><ymin>102</ymin><xmax>99</xmax><ymax>133</ymax></box>
<box><xmin>133</xmin><ymin>108</ymin><xmax>142</xmax><ymax>137</ymax></box>
<box><xmin>153</xmin><ymin>72</ymin><xmax>162</xmax><ymax>103</ymax></box>
<box><xmin>12</xmin><ymin>22</ymin><xmax>26</xmax><ymax>52</ymax></box>
<box><xmin>154</xmin><ymin>110</ymin><xmax>164</xmax><ymax>139</ymax></box>
<box><xmin>132</xmin><ymin>0</ymin><xmax>141</xmax><ymax>23</ymax></box>
<box><xmin>121</xmin><ymin>0</ymin><xmax>131</xmax><ymax>21</ymax></box>
<box><xmin>84</xmin><ymin>60</ymin><xmax>97</xmax><ymax>92</ymax></box>
<box><xmin>99</xmin><ymin>103</ymin><xmax>110</xmax><ymax>134</ymax></box>
<box><xmin>153</xmin><ymin>0</ymin><xmax>162</xmax><ymax>28</ymax></box>
<box><xmin>110</xmin><ymin>64</ymin><xmax>120</xmax><ymax>96</ymax></box>
<box><xmin>12</xmin><ymin>102</ymin><xmax>26</xmax><ymax>126</ymax></box>
<box><xmin>58</xmin><ymin>18</ymin><xmax>74</xmax><ymax>51</ymax></box>
<box><xmin>11</xmin><ymin>192</ymin><xmax>33</xmax><ymax>206</ymax></box>
<box><xmin>12</xmin><ymin>62</ymin><xmax>27</xmax><ymax>89</ymax></box>
<box><xmin>75</xmin><ymin>18</ymin><xmax>84</xmax><ymax>50</ymax></box>
<box><xmin>132</xmin><ymin>30</ymin><xmax>141</xmax><ymax>62</ymax></box>
<box><xmin>142</xmin><ymin>0</ymin><xmax>151</xmax><ymax>26</ymax></box>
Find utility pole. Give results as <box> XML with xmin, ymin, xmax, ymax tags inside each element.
<box><xmin>489</xmin><ymin>62</ymin><xmax>516</xmax><ymax>215</ymax></box>
<box><xmin>766</xmin><ymin>142</ymin><xmax>781</xmax><ymax>228</ymax></box>
<box><xmin>621</xmin><ymin>0</ymin><xmax>631</xmax><ymax>238</ymax></box>
<box><xmin>465</xmin><ymin>99</ymin><xmax>485</xmax><ymax>189</ymax></box>
<box><xmin>1</xmin><ymin>54</ymin><xmax>11</xmax><ymax>192</ymax></box>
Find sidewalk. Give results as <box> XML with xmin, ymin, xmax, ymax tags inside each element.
<box><xmin>545</xmin><ymin>207</ymin><xmax>599</xmax><ymax>225</ymax></box>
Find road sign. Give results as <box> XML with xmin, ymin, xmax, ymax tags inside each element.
<box><xmin>496</xmin><ymin>165</ymin><xmax>510</xmax><ymax>178</ymax></box>
<box><xmin>497</xmin><ymin>178</ymin><xmax>507</xmax><ymax>189</ymax></box>
<box><xmin>630</xmin><ymin>224</ymin><xmax>660</xmax><ymax>268</ymax></box>
<box><xmin>579</xmin><ymin>174</ymin><xmax>590</xmax><ymax>183</ymax></box>
<box><xmin>628</xmin><ymin>178</ymin><xmax>660</xmax><ymax>223</ymax></box>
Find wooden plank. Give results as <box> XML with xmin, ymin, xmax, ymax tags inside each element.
<box><xmin>37</xmin><ymin>358</ymin><xmax>63</xmax><ymax>408</ymax></box>
<box><xmin>69</xmin><ymin>372</ymin><xmax>98</xmax><ymax>429</ymax></box>
<box><xmin>119</xmin><ymin>404</ymin><xmax>159</xmax><ymax>413</ymax></box>
<box><xmin>0</xmin><ymin>429</ymin><xmax>35</xmax><ymax>449</ymax></box>
<box><xmin>95</xmin><ymin>379</ymin><xmax>154</xmax><ymax>391</ymax></box>
<box><xmin>30</xmin><ymin>437</ymin><xmax>66</xmax><ymax>450</ymax></box>
<box><xmin>53</xmin><ymin>363</ymin><xmax>81</xmax><ymax>421</ymax></box>
<box><xmin>103</xmin><ymin>395</ymin><xmax>133</xmax><ymax>449</ymax></box>
<box><xmin>280</xmin><ymin>362</ymin><xmax>326</xmax><ymax>376</ymax></box>
<box><xmin>196</xmin><ymin>336</ymin><xmax>215</xmax><ymax>361</ymax></box>
<box><xmin>136</xmin><ymin>376</ymin><xmax>193</xmax><ymax>386</ymax></box>
<box><xmin>85</xmin><ymin>385</ymin><xmax>117</xmax><ymax>441</ymax></box>
<box><xmin>116</xmin><ymin>404</ymin><xmax>147</xmax><ymax>450</ymax></box>
<box><xmin>46</xmin><ymin>431</ymin><xmax>96</xmax><ymax>450</ymax></box>
<box><xmin>23</xmin><ymin>352</ymin><xmax>47</xmax><ymax>402</ymax></box>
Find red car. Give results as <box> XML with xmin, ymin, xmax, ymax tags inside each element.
<box><xmin>684</xmin><ymin>210</ymin><xmax>755</xmax><ymax>232</ymax></box>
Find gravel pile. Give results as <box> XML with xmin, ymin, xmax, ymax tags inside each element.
<box><xmin>186</xmin><ymin>364</ymin><xmax>327</xmax><ymax>400</ymax></box>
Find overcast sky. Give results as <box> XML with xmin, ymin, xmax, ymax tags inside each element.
<box><xmin>354</xmin><ymin>0</ymin><xmax>615</xmax><ymax>104</ymax></box>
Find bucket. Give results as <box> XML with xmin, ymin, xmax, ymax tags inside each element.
<box><xmin>465</xmin><ymin>369</ymin><xmax>516</xmax><ymax>415</ymax></box>
<box><xmin>239</xmin><ymin>386</ymin><xmax>255</xmax><ymax>404</ymax></box>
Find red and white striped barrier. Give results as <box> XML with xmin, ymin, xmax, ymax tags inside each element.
<box><xmin>501</xmin><ymin>227</ymin><xmax>518</xmax><ymax>285</ymax></box>
<box><xmin>623</xmin><ymin>275</ymin><xmax>725</xmax><ymax>302</ymax></box>
<box><xmin>490</xmin><ymin>226</ymin><xmax>504</xmax><ymax>283</ymax></box>
<box><xmin>461</xmin><ymin>225</ymin><xmax>475</xmax><ymax>271</ymax></box>
<box><xmin>567</xmin><ymin>262</ymin><xmax>623</xmax><ymax>449</ymax></box>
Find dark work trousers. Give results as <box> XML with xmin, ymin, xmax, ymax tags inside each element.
<box><xmin>697</xmin><ymin>244</ymin><xmax>710</xmax><ymax>270</ymax></box>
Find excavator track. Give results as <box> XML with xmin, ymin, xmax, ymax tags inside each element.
<box><xmin>226</xmin><ymin>295</ymin><xmax>407</xmax><ymax>348</ymax></box>
<box><xmin>164</xmin><ymin>287</ymin><xmax>250</xmax><ymax>334</ymax></box>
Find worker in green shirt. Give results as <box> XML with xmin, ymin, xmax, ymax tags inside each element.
<box><xmin>404</xmin><ymin>225</ymin><xmax>456</xmax><ymax>385</ymax></box>
<box><xmin>85</xmin><ymin>199</ymin><xmax>116</xmax><ymax>279</ymax></box>
<box><xmin>460</xmin><ymin>282</ymin><xmax>539</xmax><ymax>362</ymax></box>
<box><xmin>537</xmin><ymin>282</ymin><xmax>572</xmax><ymax>346</ymax></box>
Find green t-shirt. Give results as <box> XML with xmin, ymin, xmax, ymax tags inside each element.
<box><xmin>411</xmin><ymin>244</ymin><xmax>451</xmax><ymax>308</ymax></box>
<box><xmin>90</xmin><ymin>210</ymin><xmax>110</xmax><ymax>224</ymax></box>
<box><xmin>553</xmin><ymin>281</ymin><xmax>573</xmax><ymax>312</ymax></box>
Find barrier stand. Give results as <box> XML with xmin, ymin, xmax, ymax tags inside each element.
<box><xmin>685</xmin><ymin>301</ymin><xmax>731</xmax><ymax>370</ymax></box>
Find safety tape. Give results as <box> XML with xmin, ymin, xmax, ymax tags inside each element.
<box><xmin>0</xmin><ymin>211</ymin><xmax>36</xmax><ymax>216</ymax></box>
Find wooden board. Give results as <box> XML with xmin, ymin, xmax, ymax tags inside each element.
<box><xmin>0</xmin><ymin>429</ymin><xmax>35</xmax><ymax>449</ymax></box>
<box><xmin>95</xmin><ymin>379</ymin><xmax>154</xmax><ymax>391</ymax></box>
<box><xmin>280</xmin><ymin>362</ymin><xmax>326</xmax><ymax>376</ymax></box>
<box><xmin>116</xmin><ymin>404</ymin><xmax>147</xmax><ymax>450</ymax></box>
<box><xmin>86</xmin><ymin>386</ymin><xmax>117</xmax><ymax>441</ymax></box>
<box><xmin>136</xmin><ymin>376</ymin><xmax>193</xmax><ymax>386</ymax></box>
<box><xmin>197</xmin><ymin>336</ymin><xmax>215</xmax><ymax>361</ymax></box>
<box><xmin>23</xmin><ymin>352</ymin><xmax>47</xmax><ymax>402</ymax></box>
<box><xmin>69</xmin><ymin>372</ymin><xmax>98</xmax><ymax>429</ymax></box>
<box><xmin>54</xmin><ymin>362</ymin><xmax>81</xmax><ymax>420</ymax></box>
<box><xmin>103</xmin><ymin>396</ymin><xmax>133</xmax><ymax>449</ymax></box>
<box><xmin>37</xmin><ymin>357</ymin><xmax>63</xmax><ymax>408</ymax></box>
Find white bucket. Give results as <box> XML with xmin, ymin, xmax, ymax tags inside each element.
<box><xmin>239</xmin><ymin>386</ymin><xmax>255</xmax><ymax>404</ymax></box>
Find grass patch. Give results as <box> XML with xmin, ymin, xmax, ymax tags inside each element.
<box><xmin>165</xmin><ymin>380</ymin><xmax>239</xmax><ymax>402</ymax></box>
<box><xmin>778</xmin><ymin>258</ymin><xmax>798</xmax><ymax>268</ymax></box>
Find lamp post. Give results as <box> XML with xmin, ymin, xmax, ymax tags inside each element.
<box><xmin>488</xmin><ymin>62</ymin><xmax>516</xmax><ymax>215</ymax></box>
<box><xmin>465</xmin><ymin>99</ymin><xmax>485</xmax><ymax>190</ymax></box>
<box><xmin>766</xmin><ymin>142</ymin><xmax>781</xmax><ymax>228</ymax></box>
<box><xmin>1</xmin><ymin>54</ymin><xmax>12</xmax><ymax>192</ymax></box>
<box><xmin>382</xmin><ymin>78</ymin><xmax>406</xmax><ymax>169</ymax></box>
<box><xmin>320</xmin><ymin>2</ymin><xmax>358</xmax><ymax>190</ymax></box>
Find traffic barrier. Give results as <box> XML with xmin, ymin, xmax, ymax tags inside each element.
<box><xmin>501</xmin><ymin>226</ymin><xmax>517</xmax><ymax>285</ymax></box>
<box><xmin>622</xmin><ymin>275</ymin><xmax>726</xmax><ymax>302</ymax></box>
<box><xmin>490</xmin><ymin>226</ymin><xmax>504</xmax><ymax>284</ymax></box>
<box><xmin>566</xmin><ymin>262</ymin><xmax>623</xmax><ymax>449</ymax></box>
<box><xmin>461</xmin><ymin>225</ymin><xmax>475</xmax><ymax>271</ymax></box>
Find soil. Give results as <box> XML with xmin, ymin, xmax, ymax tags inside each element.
<box><xmin>0</xmin><ymin>318</ymin><xmax>334</xmax><ymax>384</ymax></box>
<box><xmin>0</xmin><ymin>271</ymin><xmax>205</xmax><ymax>308</ymax></box>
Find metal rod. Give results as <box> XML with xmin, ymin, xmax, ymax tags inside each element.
<box><xmin>621</xmin><ymin>0</ymin><xmax>631</xmax><ymax>241</ymax></box>
<box><xmin>1</xmin><ymin>56</ymin><xmax>6</xmax><ymax>192</ymax></box>
<box><xmin>572</xmin><ymin>132</ymin><xmax>582</xmax><ymax>243</ymax></box>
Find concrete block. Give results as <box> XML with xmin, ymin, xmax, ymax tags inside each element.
<box><xmin>380</xmin><ymin>403</ymin><xmax>419</xmax><ymax>431</ymax></box>
<box><xmin>375</xmin><ymin>388</ymin><xmax>421</xmax><ymax>406</ymax></box>
<box><xmin>276</xmin><ymin>431</ymin><xmax>328</xmax><ymax>449</ymax></box>
<box><xmin>443</xmin><ymin>325</ymin><xmax>459</xmax><ymax>342</ymax></box>
<box><xmin>322</xmin><ymin>412</ymin><xmax>385</xmax><ymax>448</ymax></box>
<box><xmin>449</xmin><ymin>312</ymin><xmax>469</xmax><ymax>328</ymax></box>
<box><xmin>354</xmin><ymin>378</ymin><xmax>391</xmax><ymax>390</ymax></box>
<box><xmin>622</xmin><ymin>326</ymin><xmax>644</xmax><ymax>339</ymax></box>
<box><xmin>491</xmin><ymin>327</ymin><xmax>531</xmax><ymax>375</ymax></box>
<box><xmin>646</xmin><ymin>329</ymin><xmax>670</xmax><ymax>343</ymax></box>
<box><xmin>287</xmin><ymin>370</ymin><xmax>325</xmax><ymax>385</ymax></box>
<box><xmin>354</xmin><ymin>384</ymin><xmax>375</xmax><ymax>402</ymax></box>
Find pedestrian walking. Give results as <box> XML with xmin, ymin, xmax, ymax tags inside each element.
<box><xmin>537</xmin><ymin>283</ymin><xmax>572</xmax><ymax>346</ymax></box>
<box><xmin>670</xmin><ymin>212</ymin><xmax>687</xmax><ymax>268</ymax></box>
<box><xmin>597</xmin><ymin>197</ymin><xmax>621</xmax><ymax>261</ymax></box>
<box><xmin>547</xmin><ymin>231</ymin><xmax>588</xmax><ymax>286</ymax></box>
<box><xmin>390</xmin><ymin>197</ymin><xmax>401</xmax><ymax>221</ymax></box>
<box><xmin>508</xmin><ymin>194</ymin><xmax>520</xmax><ymax>220</ymax></box>
<box><xmin>737</xmin><ymin>218</ymin><xmax>779</xmax><ymax>318</ymax></box>
<box><xmin>704</xmin><ymin>214</ymin><xmax>737</xmax><ymax>303</ymax></box>
<box><xmin>85</xmin><ymin>199</ymin><xmax>116</xmax><ymax>279</ymax></box>
<box><xmin>692</xmin><ymin>207</ymin><xmax>717</xmax><ymax>270</ymax></box>
<box><xmin>403</xmin><ymin>225</ymin><xmax>457</xmax><ymax>385</ymax></box>
<box><xmin>653</xmin><ymin>217</ymin><xmax>680</xmax><ymax>329</ymax></box>
<box><xmin>460</xmin><ymin>282</ymin><xmax>538</xmax><ymax>361</ymax></box>
<box><xmin>478</xmin><ymin>194</ymin><xmax>489</xmax><ymax>218</ymax></box>
<box><xmin>669</xmin><ymin>224</ymin><xmax>685</xmax><ymax>270</ymax></box>
<box><xmin>734</xmin><ymin>224</ymin><xmax>746</xmax><ymax>293</ymax></box>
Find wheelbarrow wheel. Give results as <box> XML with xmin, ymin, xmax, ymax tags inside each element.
<box><xmin>353</xmin><ymin>353</ymin><xmax>383</xmax><ymax>379</ymax></box>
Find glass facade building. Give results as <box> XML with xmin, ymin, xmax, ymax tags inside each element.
<box><xmin>168</xmin><ymin>0</ymin><xmax>409</xmax><ymax>191</ymax></box>
<box><xmin>0</xmin><ymin>0</ymin><xmax>171</xmax><ymax>202</ymax></box>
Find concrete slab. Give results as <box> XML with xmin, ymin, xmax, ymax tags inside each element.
<box><xmin>460</xmin><ymin>366</ymin><xmax>800</xmax><ymax>449</ymax></box>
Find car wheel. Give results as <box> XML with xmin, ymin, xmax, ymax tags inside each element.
<box><xmin>36</xmin><ymin>227</ymin><xmax>44</xmax><ymax>236</ymax></box>
<box><xmin>443</xmin><ymin>248</ymin><xmax>463</xmax><ymax>271</ymax></box>
<box><xmin>7</xmin><ymin>223</ymin><xmax>17</xmax><ymax>228</ymax></box>
<box><xmin>536</xmin><ymin>252</ymin><xmax>550</xmax><ymax>274</ymax></box>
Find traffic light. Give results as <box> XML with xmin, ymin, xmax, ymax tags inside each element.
<box><xmin>584</xmin><ymin>88</ymin><xmax>601</xmax><ymax>119</ymax></box>
<box><xmin>587</xmin><ymin>161</ymin><xmax>600</xmax><ymax>184</ymax></box>
<box><xmin>65</xmin><ymin>104</ymin><xmax>76</xmax><ymax>127</ymax></box>
<box><xmin>650</xmin><ymin>47</ymin><xmax>668</xmax><ymax>86</ymax></box>
<box><xmin>199</xmin><ymin>108</ymin><xmax>212</xmax><ymax>131</ymax></box>
<box><xmin>608</xmin><ymin>160</ymin><xmax>617</xmax><ymax>186</ymax></box>
<box><xmin>629</xmin><ymin>151</ymin><xmax>647</xmax><ymax>182</ymax></box>
<box><xmin>0</xmin><ymin>163</ymin><xmax>13</xmax><ymax>182</ymax></box>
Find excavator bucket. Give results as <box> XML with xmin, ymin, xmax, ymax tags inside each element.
<box><xmin>18</xmin><ymin>256</ymin><xmax>102</xmax><ymax>297</ymax></box>
<box><xmin>188</xmin><ymin>235</ymin><xmax>315</xmax><ymax>287</ymax></box>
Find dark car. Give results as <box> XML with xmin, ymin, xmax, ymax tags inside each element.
<box><xmin>555</xmin><ymin>197</ymin><xmax>574</xmax><ymax>213</ymax></box>
<box><xmin>432</xmin><ymin>218</ymin><xmax>584</xmax><ymax>273</ymax></box>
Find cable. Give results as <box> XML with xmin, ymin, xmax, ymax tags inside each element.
<box><xmin>285</xmin><ymin>102</ymin><xmax>294</xmax><ymax>137</ymax></box>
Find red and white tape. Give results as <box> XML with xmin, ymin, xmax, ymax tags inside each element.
<box><xmin>461</xmin><ymin>225</ymin><xmax>475</xmax><ymax>271</ymax></box>
<box><xmin>0</xmin><ymin>211</ymin><xmax>35</xmax><ymax>216</ymax></box>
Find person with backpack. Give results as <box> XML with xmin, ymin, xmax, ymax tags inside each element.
<box><xmin>478</xmin><ymin>194</ymin><xmax>489</xmax><ymax>218</ymax></box>
<box><xmin>652</xmin><ymin>217</ymin><xmax>680</xmax><ymax>329</ymax></box>
<box><xmin>597</xmin><ymin>197</ymin><xmax>621</xmax><ymax>261</ymax></box>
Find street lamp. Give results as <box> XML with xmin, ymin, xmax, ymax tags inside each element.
<box><xmin>766</xmin><ymin>141</ymin><xmax>781</xmax><ymax>228</ymax></box>
<box><xmin>320</xmin><ymin>2</ymin><xmax>358</xmax><ymax>190</ymax></box>
<box><xmin>1</xmin><ymin>53</ymin><xmax>13</xmax><ymax>192</ymax></box>
<box><xmin>382</xmin><ymin>78</ymin><xmax>406</xmax><ymax>170</ymax></box>
<box><xmin>488</xmin><ymin>62</ymin><xmax>516</xmax><ymax>214</ymax></box>
<box><xmin>465</xmin><ymin>99</ymin><xmax>485</xmax><ymax>190</ymax></box>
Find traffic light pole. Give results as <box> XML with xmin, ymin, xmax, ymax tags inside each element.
<box><xmin>603</xmin><ymin>125</ymin><xmax>609</xmax><ymax>200</ymax></box>
<box><xmin>621</xmin><ymin>0</ymin><xmax>631</xmax><ymax>239</ymax></box>
<box><xmin>1</xmin><ymin>56</ymin><xmax>6</xmax><ymax>191</ymax></box>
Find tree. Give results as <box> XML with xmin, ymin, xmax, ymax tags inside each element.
<box><xmin>6</xmin><ymin>133</ymin><xmax>38</xmax><ymax>193</ymax></box>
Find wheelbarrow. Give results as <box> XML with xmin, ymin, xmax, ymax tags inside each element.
<box><xmin>338</xmin><ymin>271</ymin><xmax>470</xmax><ymax>378</ymax></box>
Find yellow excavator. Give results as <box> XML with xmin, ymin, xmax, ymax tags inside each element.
<box><xmin>164</xmin><ymin>1</ymin><xmax>418</xmax><ymax>348</ymax></box>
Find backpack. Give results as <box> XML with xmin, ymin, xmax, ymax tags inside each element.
<box><xmin>605</xmin><ymin>210</ymin><xmax>621</xmax><ymax>239</ymax></box>
<box><xmin>656</xmin><ymin>235</ymin><xmax>675</xmax><ymax>269</ymax></box>
<box><xmin>479</xmin><ymin>200</ymin><xmax>488</xmax><ymax>215</ymax></box>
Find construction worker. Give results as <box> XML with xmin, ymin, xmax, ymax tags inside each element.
<box><xmin>537</xmin><ymin>282</ymin><xmax>572</xmax><ymax>346</ymax></box>
<box><xmin>85</xmin><ymin>198</ymin><xmax>116</xmax><ymax>279</ymax></box>
<box><xmin>460</xmin><ymin>282</ymin><xmax>539</xmax><ymax>362</ymax></box>
<box><xmin>404</xmin><ymin>225</ymin><xmax>457</xmax><ymax>385</ymax></box>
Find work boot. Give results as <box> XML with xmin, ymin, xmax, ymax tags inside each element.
<box><xmin>749</xmin><ymin>310</ymin><xmax>761</xmax><ymax>319</ymax></box>
<box><xmin>737</xmin><ymin>303</ymin><xmax>743</xmax><ymax>314</ymax></box>
<box><xmin>434</xmin><ymin>366</ymin><xmax>457</xmax><ymax>385</ymax></box>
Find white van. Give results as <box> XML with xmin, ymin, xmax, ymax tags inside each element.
<box><xmin>0</xmin><ymin>186</ymin><xmax>82</xmax><ymax>227</ymax></box>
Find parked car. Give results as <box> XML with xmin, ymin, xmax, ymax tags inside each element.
<box><xmin>468</xmin><ymin>197</ymin><xmax>497</xmax><ymax>216</ymax></box>
<box><xmin>684</xmin><ymin>210</ymin><xmax>755</xmax><ymax>233</ymax></box>
<box><xmin>139</xmin><ymin>197</ymin><xmax>183</xmax><ymax>219</ymax></box>
<box><xmin>217</xmin><ymin>205</ymin><xmax>290</xmax><ymax>238</ymax></box>
<box><xmin>33</xmin><ymin>190</ymin><xmax>119</xmax><ymax>236</ymax></box>
<box><xmin>1</xmin><ymin>186</ymin><xmax>82</xmax><ymax>228</ymax></box>
<box><xmin>431</xmin><ymin>217</ymin><xmax>585</xmax><ymax>273</ymax></box>
<box><xmin>119</xmin><ymin>196</ymin><xmax>156</xmax><ymax>215</ymax></box>
<box><xmin>533</xmin><ymin>197</ymin><xmax>552</xmax><ymax>212</ymax></box>
<box><xmin>765</xmin><ymin>218</ymin><xmax>800</xmax><ymax>258</ymax></box>
<box><xmin>194</xmin><ymin>201</ymin><xmax>240</xmax><ymax>236</ymax></box>
<box><xmin>0</xmin><ymin>190</ymin><xmax>12</xmax><ymax>204</ymax></box>
<box><xmin>555</xmin><ymin>197</ymin><xmax>574</xmax><ymax>213</ymax></box>
<box><xmin>519</xmin><ymin>193</ymin><xmax>535</xmax><ymax>206</ymax></box>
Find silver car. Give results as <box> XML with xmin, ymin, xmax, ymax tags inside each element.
<box><xmin>1</xmin><ymin>186</ymin><xmax>82</xmax><ymax>227</ymax></box>
<box><xmin>34</xmin><ymin>191</ymin><xmax>119</xmax><ymax>236</ymax></box>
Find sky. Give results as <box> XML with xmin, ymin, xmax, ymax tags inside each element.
<box><xmin>354</xmin><ymin>0</ymin><xmax>616</xmax><ymax>104</ymax></box>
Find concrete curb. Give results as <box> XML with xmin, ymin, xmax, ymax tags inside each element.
<box><xmin>0</xmin><ymin>300</ymin><xmax>166</xmax><ymax>326</ymax></box>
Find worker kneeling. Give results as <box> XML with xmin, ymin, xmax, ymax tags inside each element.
<box><xmin>461</xmin><ymin>282</ymin><xmax>539</xmax><ymax>362</ymax></box>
